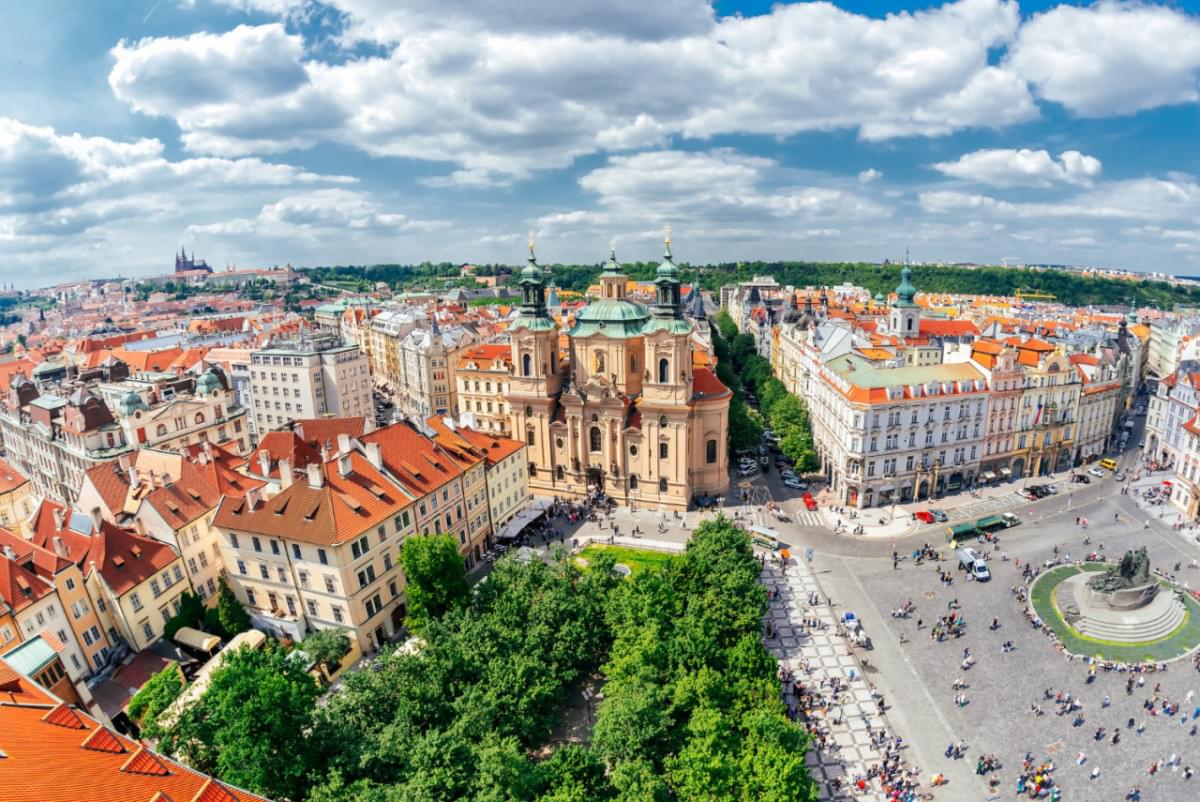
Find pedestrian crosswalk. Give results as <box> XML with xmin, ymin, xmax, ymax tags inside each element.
<box><xmin>792</xmin><ymin>510</ymin><xmax>825</xmax><ymax>528</ymax></box>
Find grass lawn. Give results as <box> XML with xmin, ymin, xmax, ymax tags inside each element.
<box><xmin>1030</xmin><ymin>563</ymin><xmax>1200</xmax><ymax>662</ymax></box>
<box><xmin>577</xmin><ymin>545</ymin><xmax>678</xmax><ymax>575</ymax></box>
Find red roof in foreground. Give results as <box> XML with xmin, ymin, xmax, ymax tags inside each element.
<box><xmin>0</xmin><ymin>654</ymin><xmax>271</xmax><ymax>802</ymax></box>
<box><xmin>692</xmin><ymin>366</ymin><xmax>731</xmax><ymax>401</ymax></box>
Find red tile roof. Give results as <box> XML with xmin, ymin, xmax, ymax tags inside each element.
<box><xmin>28</xmin><ymin>500</ymin><xmax>180</xmax><ymax>596</ymax></box>
<box><xmin>0</xmin><ymin>557</ymin><xmax>55</xmax><ymax>614</ymax></box>
<box><xmin>0</xmin><ymin>653</ymin><xmax>270</xmax><ymax>801</ymax></box>
<box><xmin>452</xmin><ymin>427</ymin><xmax>525</xmax><ymax>467</ymax></box>
<box><xmin>0</xmin><ymin>457</ymin><xmax>29</xmax><ymax>494</ymax></box>
<box><xmin>214</xmin><ymin>452</ymin><xmax>413</xmax><ymax>546</ymax></box>
<box><xmin>361</xmin><ymin>422</ymin><xmax>463</xmax><ymax>498</ymax></box>
<box><xmin>918</xmin><ymin>319</ymin><xmax>978</xmax><ymax>337</ymax></box>
<box><xmin>692</xmin><ymin>366</ymin><xmax>731</xmax><ymax>401</ymax></box>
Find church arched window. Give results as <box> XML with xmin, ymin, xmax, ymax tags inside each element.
<box><xmin>594</xmin><ymin>351</ymin><xmax>606</xmax><ymax>374</ymax></box>
<box><xmin>629</xmin><ymin>474</ymin><xmax>638</xmax><ymax>489</ymax></box>
<box><xmin>658</xmin><ymin>478</ymin><xmax>668</xmax><ymax>492</ymax></box>
<box><xmin>556</xmin><ymin>465</ymin><xmax>564</xmax><ymax>480</ymax></box>
<box><xmin>522</xmin><ymin>353</ymin><xmax>532</xmax><ymax>376</ymax></box>
<box><xmin>659</xmin><ymin>442</ymin><xmax>668</xmax><ymax>459</ymax></box>
<box><xmin>526</xmin><ymin>429</ymin><xmax>535</xmax><ymax>446</ymax></box>
<box><xmin>589</xmin><ymin>426</ymin><xmax>602</xmax><ymax>452</ymax></box>
<box><xmin>658</xmin><ymin>358</ymin><xmax>669</xmax><ymax>384</ymax></box>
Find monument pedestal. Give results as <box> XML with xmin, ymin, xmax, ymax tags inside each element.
<box><xmin>1058</xmin><ymin>573</ymin><xmax>1184</xmax><ymax>643</ymax></box>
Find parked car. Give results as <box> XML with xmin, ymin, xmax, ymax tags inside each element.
<box><xmin>783</xmin><ymin>478</ymin><xmax>805</xmax><ymax>490</ymax></box>
<box><xmin>1070</xmin><ymin>473</ymin><xmax>1091</xmax><ymax>484</ymax></box>
<box><xmin>1115</xmin><ymin>470</ymin><xmax>1126</xmax><ymax>481</ymax></box>
<box><xmin>929</xmin><ymin>509</ymin><xmax>948</xmax><ymax>522</ymax></box>
<box><xmin>841</xmin><ymin>611</ymin><xmax>860</xmax><ymax>631</ymax></box>
<box><xmin>1088</xmin><ymin>466</ymin><xmax>1107</xmax><ymax>478</ymax></box>
<box><xmin>914</xmin><ymin>510</ymin><xmax>936</xmax><ymax>524</ymax></box>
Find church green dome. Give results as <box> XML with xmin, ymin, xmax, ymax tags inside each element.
<box><xmin>894</xmin><ymin>265</ymin><xmax>917</xmax><ymax>308</ymax></box>
<box><xmin>568</xmin><ymin>298</ymin><xmax>649</xmax><ymax>339</ymax></box>
<box><xmin>117</xmin><ymin>390</ymin><xmax>147</xmax><ymax>416</ymax></box>
<box><xmin>195</xmin><ymin>367</ymin><xmax>223</xmax><ymax>395</ymax></box>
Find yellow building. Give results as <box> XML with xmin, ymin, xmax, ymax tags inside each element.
<box><xmin>1008</xmin><ymin>340</ymin><xmax>1081</xmax><ymax>478</ymax></box>
<box><xmin>454</xmin><ymin>344</ymin><xmax>514</xmax><ymax>436</ymax></box>
<box><xmin>0</xmin><ymin>457</ymin><xmax>34</xmax><ymax>530</ymax></box>
<box><xmin>508</xmin><ymin>242</ymin><xmax>730</xmax><ymax>510</ymax></box>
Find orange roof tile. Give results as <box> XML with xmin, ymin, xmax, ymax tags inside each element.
<box><xmin>361</xmin><ymin>422</ymin><xmax>463</xmax><ymax>498</ymax></box>
<box><xmin>692</xmin><ymin>366</ymin><xmax>731</xmax><ymax>401</ymax></box>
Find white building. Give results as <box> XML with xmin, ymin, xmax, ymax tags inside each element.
<box><xmin>249</xmin><ymin>335</ymin><xmax>372</xmax><ymax>435</ymax></box>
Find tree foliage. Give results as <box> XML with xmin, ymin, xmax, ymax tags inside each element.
<box><xmin>127</xmin><ymin>665</ymin><xmax>183</xmax><ymax>733</ymax></box>
<box><xmin>162</xmin><ymin>591</ymin><xmax>207</xmax><ymax>641</ymax></box>
<box><xmin>303</xmin><ymin>628</ymin><xmax>354</xmax><ymax>674</ymax></box>
<box><xmin>398</xmin><ymin>534</ymin><xmax>470</xmax><ymax>635</ymax></box>
<box><xmin>215</xmin><ymin>577</ymin><xmax>251</xmax><ymax>637</ymax></box>
<box><xmin>157</xmin><ymin>644</ymin><xmax>322</xmax><ymax>802</ymax></box>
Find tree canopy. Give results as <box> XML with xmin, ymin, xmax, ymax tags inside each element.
<box><xmin>398</xmin><ymin>534</ymin><xmax>471</xmax><ymax>635</ymax></box>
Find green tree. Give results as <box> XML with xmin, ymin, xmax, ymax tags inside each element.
<box><xmin>715</xmin><ymin>309</ymin><xmax>738</xmax><ymax>340</ymax></box>
<box><xmin>162</xmin><ymin>591</ymin><xmax>206</xmax><ymax>640</ymax></box>
<box><xmin>727</xmin><ymin>397</ymin><xmax>762</xmax><ymax>453</ymax></box>
<box><xmin>302</xmin><ymin>628</ymin><xmax>354</xmax><ymax>674</ymax></box>
<box><xmin>399</xmin><ymin>534</ymin><xmax>469</xmax><ymax>634</ymax></box>
<box><xmin>215</xmin><ymin>577</ymin><xmax>251</xmax><ymax>637</ymax></box>
<box><xmin>161</xmin><ymin>644</ymin><xmax>321</xmax><ymax>802</ymax></box>
<box><xmin>730</xmin><ymin>333</ymin><xmax>756</xmax><ymax>368</ymax></box>
<box><xmin>127</xmin><ymin>665</ymin><xmax>184</xmax><ymax>734</ymax></box>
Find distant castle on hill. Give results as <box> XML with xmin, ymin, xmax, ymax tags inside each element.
<box><xmin>175</xmin><ymin>247</ymin><xmax>212</xmax><ymax>274</ymax></box>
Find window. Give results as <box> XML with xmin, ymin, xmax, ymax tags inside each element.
<box><xmin>324</xmin><ymin>575</ymin><xmax>336</xmax><ymax>593</ymax></box>
<box><xmin>277</xmin><ymin>565</ymin><xmax>288</xmax><ymax>583</ymax></box>
<box><xmin>594</xmin><ymin>351</ymin><xmax>606</xmax><ymax>374</ymax></box>
<box><xmin>522</xmin><ymin>353</ymin><xmax>532</xmax><ymax>376</ymax></box>
<box><xmin>658</xmin><ymin>358</ymin><xmax>669</xmax><ymax>384</ymax></box>
<box><xmin>556</xmin><ymin>465</ymin><xmax>564</xmax><ymax>480</ymax></box>
<box><xmin>318</xmin><ymin>548</ymin><xmax>328</xmax><ymax>565</ymax></box>
<box><xmin>659</xmin><ymin>442</ymin><xmax>668</xmax><ymax>459</ymax></box>
<box><xmin>131</xmin><ymin>592</ymin><xmax>143</xmax><ymax>612</ymax></box>
<box><xmin>299</xmin><ymin>570</ymin><xmax>309</xmax><ymax>588</ymax></box>
<box><xmin>252</xmin><ymin>536</ymin><xmax>262</xmax><ymax>553</ymax></box>
<box><xmin>659</xmin><ymin>415</ymin><xmax>668</xmax><ymax>428</ymax></box>
<box><xmin>270</xmin><ymin>539</ymin><xmax>280</xmax><ymax>555</ymax></box>
<box><xmin>332</xmin><ymin>606</ymin><xmax>345</xmax><ymax>624</ymax></box>
<box><xmin>658</xmin><ymin>478</ymin><xmax>668</xmax><ymax>492</ymax></box>
<box><xmin>141</xmin><ymin>621</ymin><xmax>154</xmax><ymax>640</ymax></box>
<box><xmin>173</xmin><ymin>566</ymin><xmax>183</xmax><ymax>583</ymax></box>
<box><xmin>286</xmin><ymin>596</ymin><xmax>297</xmax><ymax>615</ymax></box>
<box><xmin>706</xmin><ymin>439</ymin><xmax>717</xmax><ymax>464</ymax></box>
<box><xmin>259</xmin><ymin>564</ymin><xmax>269</xmax><ymax>580</ymax></box>
<box><xmin>65</xmin><ymin>577</ymin><xmax>75</xmax><ymax>591</ymax></box>
<box><xmin>246</xmin><ymin>588</ymin><xmax>257</xmax><ymax>607</ymax></box>
<box><xmin>357</xmin><ymin>565</ymin><xmax>377</xmax><ymax>589</ymax></box>
<box><xmin>629</xmin><ymin>474</ymin><xmax>638</xmax><ymax>489</ymax></box>
<box><xmin>229</xmin><ymin>533</ymin><xmax>239</xmax><ymax>549</ymax></box>
<box><xmin>307</xmin><ymin>600</ymin><xmax>318</xmax><ymax>616</ymax></box>
<box><xmin>527</xmin><ymin>429</ymin><xmax>535</xmax><ymax>446</ymax></box>
<box><xmin>236</xmin><ymin>559</ymin><xmax>247</xmax><ymax>575</ymax></box>
<box><xmin>150</xmin><ymin>579</ymin><xmax>162</xmax><ymax>598</ymax></box>
<box><xmin>292</xmin><ymin>543</ymin><xmax>302</xmax><ymax>559</ymax></box>
<box><xmin>590</xmin><ymin>426</ymin><xmax>602</xmax><ymax>452</ymax></box>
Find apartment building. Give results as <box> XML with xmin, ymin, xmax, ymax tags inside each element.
<box><xmin>1007</xmin><ymin>340</ymin><xmax>1081</xmax><ymax>479</ymax></box>
<box><xmin>0</xmin><ymin>546</ymin><xmax>93</xmax><ymax>683</ymax></box>
<box><xmin>368</xmin><ymin>306</ymin><xmax>424</xmax><ymax>393</ymax></box>
<box><xmin>396</xmin><ymin>323</ymin><xmax>476</xmax><ymax>425</ymax></box>
<box><xmin>963</xmin><ymin>340</ymin><xmax>1023</xmax><ymax>481</ymax></box>
<box><xmin>1071</xmin><ymin>354</ymin><xmax>1123</xmax><ymax>463</ymax></box>
<box><xmin>29</xmin><ymin>501</ymin><xmax>189</xmax><ymax>653</ymax></box>
<box><xmin>454</xmin><ymin>343</ymin><xmax>513</xmax><ymax>436</ymax></box>
<box><xmin>0</xmin><ymin>527</ymin><xmax>112</xmax><ymax>678</ymax></box>
<box><xmin>249</xmin><ymin>334</ymin><xmax>372</xmax><ymax>434</ymax></box>
<box><xmin>213</xmin><ymin>448</ymin><xmax>417</xmax><ymax>651</ymax></box>
<box><xmin>78</xmin><ymin>445</ymin><xmax>266</xmax><ymax>604</ymax></box>
<box><xmin>0</xmin><ymin>457</ymin><xmax>34</xmax><ymax>529</ymax></box>
<box><xmin>454</xmin><ymin>425</ymin><xmax>531</xmax><ymax>532</ymax></box>
<box><xmin>811</xmin><ymin>355</ymin><xmax>989</xmax><ymax>507</ymax></box>
<box><xmin>0</xmin><ymin>377</ymin><xmax>131</xmax><ymax>504</ymax></box>
<box><xmin>427</xmin><ymin>418</ymin><xmax>494</xmax><ymax>560</ymax></box>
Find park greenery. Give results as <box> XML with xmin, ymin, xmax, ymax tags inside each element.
<box><xmin>303</xmin><ymin>258</ymin><xmax>1199</xmax><ymax>310</ymax></box>
<box><xmin>127</xmin><ymin>665</ymin><xmax>184</xmax><ymax>734</ymax></box>
<box><xmin>398</xmin><ymin>533</ymin><xmax>471</xmax><ymax>636</ymax></box>
<box><xmin>301</xmin><ymin>628</ymin><xmax>354</xmax><ymax>674</ymax></box>
<box><xmin>711</xmin><ymin>310</ymin><xmax>819</xmax><ymax>472</ymax></box>
<box><xmin>141</xmin><ymin>525</ymin><xmax>815</xmax><ymax>802</ymax></box>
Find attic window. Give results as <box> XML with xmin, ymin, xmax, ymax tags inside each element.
<box><xmin>130</xmin><ymin>546</ymin><xmax>142</xmax><ymax>558</ymax></box>
<box><xmin>304</xmin><ymin>505</ymin><xmax>320</xmax><ymax>521</ymax></box>
<box><xmin>112</xmin><ymin>555</ymin><xmax>125</xmax><ymax>568</ymax></box>
<box><xmin>274</xmin><ymin>500</ymin><xmax>289</xmax><ymax>516</ymax></box>
<box><xmin>186</xmin><ymin>489</ymin><xmax>201</xmax><ymax>501</ymax></box>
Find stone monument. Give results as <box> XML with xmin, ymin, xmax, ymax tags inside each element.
<box><xmin>1054</xmin><ymin>547</ymin><xmax>1183</xmax><ymax>643</ymax></box>
<box><xmin>1085</xmin><ymin>547</ymin><xmax>1157</xmax><ymax>610</ymax></box>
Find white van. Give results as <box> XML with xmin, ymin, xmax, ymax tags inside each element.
<box><xmin>956</xmin><ymin>547</ymin><xmax>991</xmax><ymax>581</ymax></box>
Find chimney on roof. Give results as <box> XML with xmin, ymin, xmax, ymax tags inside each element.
<box><xmin>338</xmin><ymin>452</ymin><xmax>353</xmax><ymax>478</ymax></box>
<box><xmin>51</xmin><ymin>536</ymin><xmax>67</xmax><ymax>559</ymax></box>
<box><xmin>128</xmin><ymin>465</ymin><xmax>139</xmax><ymax>487</ymax></box>
<box><xmin>133</xmin><ymin>517</ymin><xmax>147</xmax><ymax>536</ymax></box>
<box><xmin>147</xmin><ymin>468</ymin><xmax>157</xmax><ymax>489</ymax></box>
<box><xmin>337</xmin><ymin>433</ymin><xmax>352</xmax><ymax>456</ymax></box>
<box><xmin>246</xmin><ymin>486</ymin><xmax>262</xmax><ymax>510</ymax></box>
<box><xmin>52</xmin><ymin>507</ymin><xmax>65</xmax><ymax>532</ymax></box>
<box><xmin>294</xmin><ymin>421</ymin><xmax>304</xmax><ymax>441</ymax></box>
<box><xmin>203</xmin><ymin>441</ymin><xmax>213</xmax><ymax>460</ymax></box>
<box><xmin>90</xmin><ymin>507</ymin><xmax>103</xmax><ymax>532</ymax></box>
<box><xmin>321</xmin><ymin>439</ymin><xmax>332</xmax><ymax>463</ymax></box>
<box><xmin>258</xmin><ymin>450</ymin><xmax>271</xmax><ymax>477</ymax></box>
<box><xmin>364</xmin><ymin>441</ymin><xmax>382</xmax><ymax>470</ymax></box>
<box><xmin>279</xmin><ymin>458</ymin><xmax>293</xmax><ymax>489</ymax></box>
<box><xmin>307</xmin><ymin>462</ymin><xmax>324</xmax><ymax>489</ymax></box>
<box><xmin>118</xmin><ymin>453</ymin><xmax>131</xmax><ymax>471</ymax></box>
<box><xmin>2</xmin><ymin>545</ymin><xmax>14</xmax><ymax>560</ymax></box>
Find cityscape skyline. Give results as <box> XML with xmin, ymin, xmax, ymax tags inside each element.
<box><xmin>1</xmin><ymin>1</ymin><xmax>1200</xmax><ymax>286</ymax></box>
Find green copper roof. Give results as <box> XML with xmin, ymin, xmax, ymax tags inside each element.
<box><xmin>511</xmin><ymin>314</ymin><xmax>559</xmax><ymax>332</ymax></box>
<box><xmin>641</xmin><ymin>318</ymin><xmax>694</xmax><ymax>336</ymax></box>
<box><xmin>894</xmin><ymin>265</ymin><xmax>917</xmax><ymax>308</ymax></box>
<box><xmin>573</xmin><ymin>298</ymin><xmax>649</xmax><ymax>323</ymax></box>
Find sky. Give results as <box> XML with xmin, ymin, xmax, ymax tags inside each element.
<box><xmin>2</xmin><ymin>0</ymin><xmax>1200</xmax><ymax>287</ymax></box>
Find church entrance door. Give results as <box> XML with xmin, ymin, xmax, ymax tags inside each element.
<box><xmin>587</xmin><ymin>467</ymin><xmax>604</xmax><ymax>492</ymax></box>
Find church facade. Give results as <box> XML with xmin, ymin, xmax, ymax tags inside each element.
<box><xmin>507</xmin><ymin>243</ymin><xmax>730</xmax><ymax>511</ymax></box>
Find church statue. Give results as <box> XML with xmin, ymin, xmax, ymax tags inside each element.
<box><xmin>1088</xmin><ymin>547</ymin><xmax>1152</xmax><ymax>592</ymax></box>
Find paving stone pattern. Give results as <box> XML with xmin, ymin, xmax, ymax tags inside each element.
<box><xmin>762</xmin><ymin>559</ymin><xmax>900</xmax><ymax>801</ymax></box>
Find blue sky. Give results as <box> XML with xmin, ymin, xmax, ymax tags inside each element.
<box><xmin>2</xmin><ymin>0</ymin><xmax>1200</xmax><ymax>287</ymax></box>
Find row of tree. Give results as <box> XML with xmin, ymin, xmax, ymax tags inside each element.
<box><xmin>129</xmin><ymin>524</ymin><xmax>816</xmax><ymax>801</ymax></box>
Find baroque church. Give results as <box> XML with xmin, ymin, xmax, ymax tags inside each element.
<box><xmin>506</xmin><ymin>239</ymin><xmax>730</xmax><ymax>510</ymax></box>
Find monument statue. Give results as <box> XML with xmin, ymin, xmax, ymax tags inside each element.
<box><xmin>1088</xmin><ymin>547</ymin><xmax>1152</xmax><ymax>592</ymax></box>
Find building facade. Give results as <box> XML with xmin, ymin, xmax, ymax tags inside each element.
<box><xmin>454</xmin><ymin>344</ymin><xmax>513</xmax><ymax>436</ymax></box>
<box><xmin>508</xmin><ymin>244</ymin><xmax>730</xmax><ymax>511</ymax></box>
<box><xmin>248</xmin><ymin>335</ymin><xmax>372</xmax><ymax>434</ymax></box>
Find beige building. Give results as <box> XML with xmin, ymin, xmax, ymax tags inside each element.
<box><xmin>368</xmin><ymin>307</ymin><xmax>424</xmax><ymax>394</ymax></box>
<box><xmin>213</xmin><ymin>446</ymin><xmax>417</xmax><ymax>651</ymax></box>
<box><xmin>1007</xmin><ymin>340</ymin><xmax>1081</xmax><ymax>479</ymax></box>
<box><xmin>0</xmin><ymin>541</ymin><xmax>93</xmax><ymax>682</ymax></box>
<box><xmin>0</xmin><ymin>458</ymin><xmax>34</xmax><ymax>530</ymax></box>
<box><xmin>30</xmin><ymin>500</ymin><xmax>188</xmax><ymax>653</ymax></box>
<box><xmin>249</xmin><ymin>334</ymin><xmax>372</xmax><ymax>434</ymax></box>
<box><xmin>508</xmin><ymin>244</ymin><xmax>730</xmax><ymax>511</ymax></box>
<box><xmin>0</xmin><ymin>527</ymin><xmax>112</xmax><ymax>677</ymax></box>
<box><xmin>454</xmin><ymin>343</ymin><xmax>513</xmax><ymax>436</ymax></box>
<box><xmin>456</xmin><ymin>426</ymin><xmax>530</xmax><ymax>532</ymax></box>
<box><xmin>77</xmin><ymin>445</ymin><xmax>266</xmax><ymax>604</ymax></box>
<box><xmin>111</xmin><ymin>367</ymin><xmax>250</xmax><ymax>456</ymax></box>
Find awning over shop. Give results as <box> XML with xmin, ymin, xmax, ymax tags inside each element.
<box><xmin>877</xmin><ymin>484</ymin><xmax>895</xmax><ymax>493</ymax></box>
<box><xmin>495</xmin><ymin>499</ymin><xmax>552</xmax><ymax>541</ymax></box>
<box><xmin>999</xmin><ymin>467</ymin><xmax>1013</xmax><ymax>476</ymax></box>
<box><xmin>982</xmin><ymin>471</ymin><xmax>997</xmax><ymax>481</ymax></box>
<box><xmin>173</xmin><ymin>627</ymin><xmax>221</xmax><ymax>654</ymax></box>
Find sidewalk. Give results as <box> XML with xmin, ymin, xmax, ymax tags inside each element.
<box><xmin>814</xmin><ymin>467</ymin><xmax>1095</xmax><ymax>541</ymax></box>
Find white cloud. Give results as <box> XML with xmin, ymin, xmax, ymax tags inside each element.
<box><xmin>919</xmin><ymin>177</ymin><xmax>1200</xmax><ymax>223</ymax></box>
<box><xmin>111</xmin><ymin>0</ymin><xmax>1036</xmax><ymax>177</ymax></box>
<box><xmin>858</xmin><ymin>169</ymin><xmax>882</xmax><ymax>184</ymax></box>
<box><xmin>1007</xmin><ymin>1</ymin><xmax>1200</xmax><ymax>116</ymax></box>
<box><xmin>931</xmin><ymin>148</ymin><xmax>1101</xmax><ymax>187</ymax></box>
